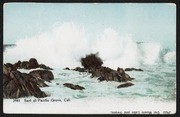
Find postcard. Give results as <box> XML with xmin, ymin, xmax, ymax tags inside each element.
<box><xmin>3</xmin><ymin>3</ymin><xmax>176</xmax><ymax>114</ymax></box>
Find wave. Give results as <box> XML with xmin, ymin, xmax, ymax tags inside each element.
<box><xmin>3</xmin><ymin>22</ymin><xmax>176</xmax><ymax>69</ymax></box>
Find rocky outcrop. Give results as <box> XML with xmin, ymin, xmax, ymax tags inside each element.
<box><xmin>117</xmin><ymin>67</ymin><xmax>134</xmax><ymax>82</ymax></box>
<box><xmin>18</xmin><ymin>61</ymin><xmax>29</xmax><ymax>69</ymax></box>
<box><xmin>28</xmin><ymin>58</ymin><xmax>39</xmax><ymax>69</ymax></box>
<box><xmin>88</xmin><ymin>66</ymin><xmax>134</xmax><ymax>82</ymax></box>
<box><xmin>63</xmin><ymin>83</ymin><xmax>85</xmax><ymax>90</ymax></box>
<box><xmin>29</xmin><ymin>70</ymin><xmax>54</xmax><ymax>82</ymax></box>
<box><xmin>81</xmin><ymin>53</ymin><xmax>103</xmax><ymax>69</ymax></box>
<box><xmin>76</xmin><ymin>53</ymin><xmax>135</xmax><ymax>83</ymax></box>
<box><xmin>64</xmin><ymin>67</ymin><xmax>70</xmax><ymax>70</ymax></box>
<box><xmin>12</xmin><ymin>58</ymin><xmax>53</xmax><ymax>70</ymax></box>
<box><xmin>117</xmin><ymin>82</ymin><xmax>134</xmax><ymax>88</ymax></box>
<box><xmin>3</xmin><ymin>65</ymin><xmax>47</xmax><ymax>98</ymax></box>
<box><xmin>39</xmin><ymin>64</ymin><xmax>53</xmax><ymax>70</ymax></box>
<box><xmin>73</xmin><ymin>67</ymin><xmax>86</xmax><ymax>72</ymax></box>
<box><xmin>125</xmin><ymin>68</ymin><xmax>143</xmax><ymax>71</ymax></box>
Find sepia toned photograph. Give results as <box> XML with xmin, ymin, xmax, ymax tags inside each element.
<box><xmin>3</xmin><ymin>3</ymin><xmax>176</xmax><ymax>114</ymax></box>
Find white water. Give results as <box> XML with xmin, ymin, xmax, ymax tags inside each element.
<box><xmin>3</xmin><ymin>22</ymin><xmax>176</xmax><ymax>69</ymax></box>
<box><xmin>3</xmin><ymin>65</ymin><xmax>176</xmax><ymax>114</ymax></box>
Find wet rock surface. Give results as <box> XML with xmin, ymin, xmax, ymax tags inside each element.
<box><xmin>3</xmin><ymin>65</ymin><xmax>47</xmax><ymax>98</ymax></box>
<box><xmin>29</xmin><ymin>70</ymin><xmax>54</xmax><ymax>82</ymax></box>
<box><xmin>88</xmin><ymin>66</ymin><xmax>134</xmax><ymax>82</ymax></box>
<box><xmin>117</xmin><ymin>82</ymin><xmax>134</xmax><ymax>88</ymax></box>
<box><xmin>39</xmin><ymin>64</ymin><xmax>53</xmax><ymax>70</ymax></box>
<box><xmin>12</xmin><ymin>58</ymin><xmax>53</xmax><ymax>70</ymax></box>
<box><xmin>73</xmin><ymin>67</ymin><xmax>87</xmax><ymax>72</ymax></box>
<box><xmin>63</xmin><ymin>83</ymin><xmax>85</xmax><ymax>90</ymax></box>
<box><xmin>125</xmin><ymin>68</ymin><xmax>143</xmax><ymax>71</ymax></box>
<box><xmin>3</xmin><ymin>59</ymin><xmax>54</xmax><ymax>98</ymax></box>
<box><xmin>64</xmin><ymin>67</ymin><xmax>70</xmax><ymax>70</ymax></box>
<box><xmin>81</xmin><ymin>53</ymin><xmax>103</xmax><ymax>69</ymax></box>
<box><xmin>78</xmin><ymin>53</ymin><xmax>134</xmax><ymax>82</ymax></box>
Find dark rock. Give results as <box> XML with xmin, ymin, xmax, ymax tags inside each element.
<box><xmin>117</xmin><ymin>67</ymin><xmax>135</xmax><ymax>82</ymax></box>
<box><xmin>117</xmin><ymin>67</ymin><xmax>125</xmax><ymax>75</ymax></box>
<box><xmin>64</xmin><ymin>67</ymin><xmax>70</xmax><ymax>70</ymax></box>
<box><xmin>73</xmin><ymin>67</ymin><xmax>86</xmax><ymax>72</ymax></box>
<box><xmin>3</xmin><ymin>74</ymin><xmax>11</xmax><ymax>86</ymax></box>
<box><xmin>125</xmin><ymin>68</ymin><xmax>143</xmax><ymax>71</ymax></box>
<box><xmin>89</xmin><ymin>66</ymin><xmax>133</xmax><ymax>82</ymax></box>
<box><xmin>4</xmin><ymin>58</ymin><xmax>54</xmax><ymax>74</ymax></box>
<box><xmin>30</xmin><ymin>75</ymin><xmax>49</xmax><ymax>87</ymax></box>
<box><xmin>81</xmin><ymin>53</ymin><xmax>103</xmax><ymax>69</ymax></box>
<box><xmin>11</xmin><ymin>59</ymin><xmax>53</xmax><ymax>70</ymax></box>
<box><xmin>89</xmin><ymin>67</ymin><xmax>102</xmax><ymax>78</ymax></box>
<box><xmin>28</xmin><ymin>58</ymin><xmax>39</xmax><ymax>69</ymax></box>
<box><xmin>56</xmin><ymin>83</ymin><xmax>60</xmax><ymax>85</ymax></box>
<box><xmin>39</xmin><ymin>64</ymin><xmax>53</xmax><ymax>70</ymax></box>
<box><xmin>3</xmin><ymin>64</ymin><xmax>13</xmax><ymax>76</ymax></box>
<box><xmin>29</xmin><ymin>70</ymin><xmax>54</xmax><ymax>82</ymax></box>
<box><xmin>13</xmin><ymin>61</ymin><xmax>21</xmax><ymax>70</ymax></box>
<box><xmin>97</xmin><ymin>76</ymin><xmax>106</xmax><ymax>81</ymax></box>
<box><xmin>76</xmin><ymin>53</ymin><xmax>135</xmax><ymax>83</ymax></box>
<box><xmin>5</xmin><ymin>63</ymin><xmax>14</xmax><ymax>69</ymax></box>
<box><xmin>19</xmin><ymin>61</ymin><xmax>29</xmax><ymax>69</ymax></box>
<box><xmin>117</xmin><ymin>82</ymin><xmax>134</xmax><ymax>88</ymax></box>
<box><xmin>63</xmin><ymin>83</ymin><xmax>85</xmax><ymax>90</ymax></box>
<box><xmin>3</xmin><ymin>70</ymin><xmax>47</xmax><ymax>98</ymax></box>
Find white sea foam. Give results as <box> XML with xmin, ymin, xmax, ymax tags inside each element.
<box><xmin>3</xmin><ymin>67</ymin><xmax>176</xmax><ymax>114</ymax></box>
<box><xmin>164</xmin><ymin>51</ymin><xmax>176</xmax><ymax>64</ymax></box>
<box><xmin>4</xmin><ymin>22</ymin><xmax>176</xmax><ymax>69</ymax></box>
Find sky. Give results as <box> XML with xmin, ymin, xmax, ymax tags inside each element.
<box><xmin>4</xmin><ymin>3</ymin><xmax>176</xmax><ymax>50</ymax></box>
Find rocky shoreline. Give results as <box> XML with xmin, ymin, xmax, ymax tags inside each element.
<box><xmin>3</xmin><ymin>54</ymin><xmax>143</xmax><ymax>99</ymax></box>
<box><xmin>3</xmin><ymin>58</ymin><xmax>54</xmax><ymax>98</ymax></box>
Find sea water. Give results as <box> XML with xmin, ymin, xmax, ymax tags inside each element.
<box><xmin>3</xmin><ymin>63</ymin><xmax>176</xmax><ymax>114</ymax></box>
<box><xmin>3</xmin><ymin>22</ymin><xmax>176</xmax><ymax>114</ymax></box>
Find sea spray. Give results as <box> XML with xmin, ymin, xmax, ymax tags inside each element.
<box><xmin>4</xmin><ymin>22</ymin><xmax>90</xmax><ymax>69</ymax></box>
<box><xmin>4</xmin><ymin>22</ymin><xmax>176</xmax><ymax>69</ymax></box>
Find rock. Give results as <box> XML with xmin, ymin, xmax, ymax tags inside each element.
<box><xmin>3</xmin><ymin>70</ymin><xmax>47</xmax><ymax>98</ymax></box>
<box><xmin>11</xmin><ymin>59</ymin><xmax>53</xmax><ymax>70</ymax></box>
<box><xmin>13</xmin><ymin>61</ymin><xmax>21</xmax><ymax>70</ymax></box>
<box><xmin>64</xmin><ymin>67</ymin><xmax>70</xmax><ymax>70</ymax></box>
<box><xmin>117</xmin><ymin>67</ymin><xmax>135</xmax><ymax>82</ymax></box>
<box><xmin>4</xmin><ymin>63</ymin><xmax>48</xmax><ymax>88</ymax></box>
<box><xmin>76</xmin><ymin>53</ymin><xmax>135</xmax><ymax>83</ymax></box>
<box><xmin>89</xmin><ymin>66</ymin><xmax>133</xmax><ymax>82</ymax></box>
<box><xmin>19</xmin><ymin>61</ymin><xmax>29</xmax><ymax>69</ymax></box>
<box><xmin>81</xmin><ymin>53</ymin><xmax>103</xmax><ymax>69</ymax></box>
<box><xmin>39</xmin><ymin>64</ymin><xmax>53</xmax><ymax>70</ymax></box>
<box><xmin>117</xmin><ymin>82</ymin><xmax>134</xmax><ymax>88</ymax></box>
<box><xmin>3</xmin><ymin>64</ymin><xmax>13</xmax><ymax>75</ymax></box>
<box><xmin>29</xmin><ymin>70</ymin><xmax>54</xmax><ymax>82</ymax></box>
<box><xmin>125</xmin><ymin>68</ymin><xmax>143</xmax><ymax>71</ymax></box>
<box><xmin>3</xmin><ymin>74</ymin><xmax>11</xmax><ymax>86</ymax></box>
<box><xmin>89</xmin><ymin>67</ymin><xmax>102</xmax><ymax>78</ymax></box>
<box><xmin>63</xmin><ymin>83</ymin><xmax>85</xmax><ymax>90</ymax></box>
<box><xmin>31</xmin><ymin>76</ymin><xmax>49</xmax><ymax>87</ymax></box>
<box><xmin>73</xmin><ymin>67</ymin><xmax>86</xmax><ymax>72</ymax></box>
<box><xmin>28</xmin><ymin>58</ymin><xmax>39</xmax><ymax>69</ymax></box>
<box><xmin>117</xmin><ymin>67</ymin><xmax>125</xmax><ymax>75</ymax></box>
<box><xmin>97</xmin><ymin>76</ymin><xmax>106</xmax><ymax>81</ymax></box>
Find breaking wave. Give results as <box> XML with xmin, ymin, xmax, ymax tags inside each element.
<box><xmin>4</xmin><ymin>22</ymin><xmax>176</xmax><ymax>69</ymax></box>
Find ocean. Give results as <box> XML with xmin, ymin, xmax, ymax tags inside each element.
<box><xmin>3</xmin><ymin>23</ymin><xmax>176</xmax><ymax>114</ymax></box>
